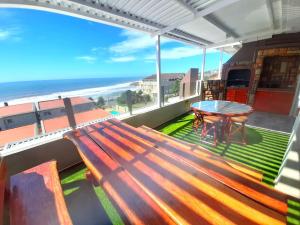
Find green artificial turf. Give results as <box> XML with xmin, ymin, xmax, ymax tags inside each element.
<box><xmin>157</xmin><ymin>113</ymin><xmax>289</xmax><ymax>185</ymax></box>
<box><xmin>60</xmin><ymin>164</ymin><xmax>125</xmax><ymax>225</ymax></box>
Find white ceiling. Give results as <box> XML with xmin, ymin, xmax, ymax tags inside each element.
<box><xmin>1</xmin><ymin>0</ymin><xmax>300</xmax><ymax>53</ymax></box>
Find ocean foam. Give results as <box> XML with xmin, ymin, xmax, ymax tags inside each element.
<box><xmin>1</xmin><ymin>81</ymin><xmax>140</xmax><ymax>105</ymax></box>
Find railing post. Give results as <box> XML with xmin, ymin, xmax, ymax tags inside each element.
<box><xmin>63</xmin><ymin>98</ymin><xmax>76</xmax><ymax>130</ymax></box>
<box><xmin>218</xmin><ymin>48</ymin><xmax>223</xmax><ymax>79</ymax></box>
<box><xmin>161</xmin><ymin>86</ymin><xmax>165</xmax><ymax>106</ymax></box>
<box><xmin>156</xmin><ymin>35</ymin><xmax>162</xmax><ymax>108</ymax></box>
<box><xmin>199</xmin><ymin>48</ymin><xmax>206</xmax><ymax>98</ymax></box>
<box><xmin>126</xmin><ymin>90</ymin><xmax>133</xmax><ymax>115</ymax></box>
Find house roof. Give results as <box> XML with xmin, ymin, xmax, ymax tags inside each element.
<box><xmin>38</xmin><ymin>97</ymin><xmax>93</xmax><ymax>111</ymax></box>
<box><xmin>75</xmin><ymin>109</ymin><xmax>110</xmax><ymax>125</ymax></box>
<box><xmin>143</xmin><ymin>73</ymin><xmax>185</xmax><ymax>81</ymax></box>
<box><xmin>0</xmin><ymin>103</ymin><xmax>34</xmax><ymax>118</ymax></box>
<box><xmin>42</xmin><ymin>109</ymin><xmax>109</xmax><ymax>133</ymax></box>
<box><xmin>42</xmin><ymin>116</ymin><xmax>70</xmax><ymax>133</ymax></box>
<box><xmin>0</xmin><ymin>124</ymin><xmax>36</xmax><ymax>147</ymax></box>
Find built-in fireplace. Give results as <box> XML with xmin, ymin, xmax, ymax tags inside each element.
<box><xmin>227</xmin><ymin>69</ymin><xmax>251</xmax><ymax>88</ymax></box>
<box><xmin>225</xmin><ymin>69</ymin><xmax>251</xmax><ymax>104</ymax></box>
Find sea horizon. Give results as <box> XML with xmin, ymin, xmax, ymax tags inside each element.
<box><xmin>0</xmin><ymin>77</ymin><xmax>143</xmax><ymax>105</ymax></box>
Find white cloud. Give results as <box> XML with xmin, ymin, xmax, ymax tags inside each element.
<box><xmin>76</xmin><ymin>56</ymin><xmax>97</xmax><ymax>64</ymax></box>
<box><xmin>91</xmin><ymin>47</ymin><xmax>105</xmax><ymax>53</ymax></box>
<box><xmin>110</xmin><ymin>56</ymin><xmax>136</xmax><ymax>62</ymax></box>
<box><xmin>0</xmin><ymin>27</ymin><xmax>21</xmax><ymax>41</ymax></box>
<box><xmin>145</xmin><ymin>46</ymin><xmax>218</xmax><ymax>60</ymax></box>
<box><xmin>109</xmin><ymin>30</ymin><xmax>170</xmax><ymax>54</ymax></box>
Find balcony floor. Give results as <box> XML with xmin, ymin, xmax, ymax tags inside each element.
<box><xmin>59</xmin><ymin>113</ymin><xmax>300</xmax><ymax>225</ymax></box>
<box><xmin>157</xmin><ymin>112</ymin><xmax>291</xmax><ymax>185</ymax></box>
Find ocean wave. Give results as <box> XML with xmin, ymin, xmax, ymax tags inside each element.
<box><xmin>1</xmin><ymin>81</ymin><xmax>140</xmax><ymax>105</ymax></box>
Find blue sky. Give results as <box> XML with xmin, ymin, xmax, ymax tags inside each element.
<box><xmin>0</xmin><ymin>8</ymin><xmax>231</xmax><ymax>83</ymax></box>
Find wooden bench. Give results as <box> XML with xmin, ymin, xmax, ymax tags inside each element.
<box><xmin>140</xmin><ymin>125</ymin><xmax>264</xmax><ymax>181</ymax></box>
<box><xmin>65</xmin><ymin>130</ymin><xmax>176</xmax><ymax>225</ymax></box>
<box><xmin>136</xmin><ymin>125</ymin><xmax>288</xmax><ymax>215</ymax></box>
<box><xmin>94</xmin><ymin>119</ymin><xmax>288</xmax><ymax>215</ymax></box>
<box><xmin>68</xmin><ymin>119</ymin><xmax>287</xmax><ymax>225</ymax></box>
<box><xmin>9</xmin><ymin>161</ymin><xmax>73</xmax><ymax>225</ymax></box>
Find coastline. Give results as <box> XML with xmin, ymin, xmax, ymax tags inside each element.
<box><xmin>0</xmin><ymin>80</ymin><xmax>140</xmax><ymax>105</ymax></box>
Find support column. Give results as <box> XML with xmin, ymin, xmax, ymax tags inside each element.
<box><xmin>218</xmin><ymin>48</ymin><xmax>223</xmax><ymax>79</ymax></box>
<box><xmin>156</xmin><ymin>35</ymin><xmax>162</xmax><ymax>108</ymax></box>
<box><xmin>198</xmin><ymin>48</ymin><xmax>206</xmax><ymax>97</ymax></box>
<box><xmin>201</xmin><ymin>48</ymin><xmax>206</xmax><ymax>81</ymax></box>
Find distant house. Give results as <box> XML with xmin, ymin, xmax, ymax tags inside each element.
<box><xmin>0</xmin><ymin>103</ymin><xmax>38</xmax><ymax>147</ymax></box>
<box><xmin>38</xmin><ymin>97</ymin><xmax>109</xmax><ymax>133</ymax></box>
<box><xmin>38</xmin><ymin>97</ymin><xmax>96</xmax><ymax>120</ymax></box>
<box><xmin>140</xmin><ymin>73</ymin><xmax>184</xmax><ymax>97</ymax></box>
<box><xmin>0</xmin><ymin>103</ymin><xmax>37</xmax><ymax>130</ymax></box>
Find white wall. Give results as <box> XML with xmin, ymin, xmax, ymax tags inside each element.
<box><xmin>275</xmin><ymin>111</ymin><xmax>300</xmax><ymax>198</ymax></box>
<box><xmin>2</xmin><ymin>113</ymin><xmax>37</xmax><ymax>130</ymax></box>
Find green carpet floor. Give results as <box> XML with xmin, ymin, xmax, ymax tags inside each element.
<box><xmin>59</xmin><ymin>112</ymin><xmax>300</xmax><ymax>225</ymax></box>
<box><xmin>157</xmin><ymin>113</ymin><xmax>290</xmax><ymax>185</ymax></box>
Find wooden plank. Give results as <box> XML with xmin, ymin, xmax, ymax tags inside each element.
<box><xmin>85</xmin><ymin>121</ymin><xmax>286</xmax><ymax>225</ymax></box>
<box><xmin>64</xmin><ymin>130</ymin><xmax>177</xmax><ymax>225</ymax></box>
<box><xmin>140</xmin><ymin>125</ymin><xmax>264</xmax><ymax>181</ymax></box>
<box><xmin>0</xmin><ymin>159</ymin><xmax>6</xmax><ymax>225</ymax></box>
<box><xmin>9</xmin><ymin>161</ymin><xmax>72</xmax><ymax>225</ymax></box>
<box><xmin>102</xmin><ymin>121</ymin><xmax>287</xmax><ymax>215</ymax></box>
<box><xmin>136</xmin><ymin>126</ymin><xmax>288</xmax><ymax>215</ymax></box>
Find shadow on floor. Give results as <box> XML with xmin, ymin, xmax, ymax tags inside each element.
<box><xmin>157</xmin><ymin>112</ymin><xmax>290</xmax><ymax>186</ymax></box>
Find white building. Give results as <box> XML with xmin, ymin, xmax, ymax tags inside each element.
<box><xmin>140</xmin><ymin>73</ymin><xmax>184</xmax><ymax>96</ymax></box>
<box><xmin>38</xmin><ymin>97</ymin><xmax>96</xmax><ymax>120</ymax></box>
<box><xmin>0</xmin><ymin>103</ymin><xmax>37</xmax><ymax>131</ymax></box>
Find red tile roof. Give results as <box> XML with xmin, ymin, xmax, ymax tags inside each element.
<box><xmin>0</xmin><ymin>103</ymin><xmax>34</xmax><ymax>118</ymax></box>
<box><xmin>42</xmin><ymin>116</ymin><xmax>70</xmax><ymax>133</ymax></box>
<box><xmin>42</xmin><ymin>109</ymin><xmax>109</xmax><ymax>133</ymax></box>
<box><xmin>39</xmin><ymin>97</ymin><xmax>93</xmax><ymax>111</ymax></box>
<box><xmin>0</xmin><ymin>124</ymin><xmax>36</xmax><ymax>147</ymax></box>
<box><xmin>75</xmin><ymin>109</ymin><xmax>109</xmax><ymax>125</ymax></box>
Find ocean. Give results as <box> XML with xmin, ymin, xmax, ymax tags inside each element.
<box><xmin>0</xmin><ymin>77</ymin><xmax>142</xmax><ymax>104</ymax></box>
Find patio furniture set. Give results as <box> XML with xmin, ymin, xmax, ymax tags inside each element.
<box><xmin>0</xmin><ymin>116</ymin><xmax>290</xmax><ymax>225</ymax></box>
<box><xmin>191</xmin><ymin>100</ymin><xmax>253</xmax><ymax>146</ymax></box>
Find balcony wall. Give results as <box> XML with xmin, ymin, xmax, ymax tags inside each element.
<box><xmin>2</xmin><ymin>96</ymin><xmax>200</xmax><ymax>176</ymax></box>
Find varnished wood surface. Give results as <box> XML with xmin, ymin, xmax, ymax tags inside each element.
<box><xmin>136</xmin><ymin>125</ymin><xmax>288</xmax><ymax>215</ymax></box>
<box><xmin>85</xmin><ymin>119</ymin><xmax>286</xmax><ymax>225</ymax></box>
<box><xmin>9</xmin><ymin>161</ymin><xmax>73</xmax><ymax>225</ymax></box>
<box><xmin>66</xmin><ymin>118</ymin><xmax>288</xmax><ymax>225</ymax></box>
<box><xmin>65</xmin><ymin>130</ymin><xmax>177</xmax><ymax>225</ymax></box>
<box><xmin>0</xmin><ymin>159</ymin><xmax>6</xmax><ymax>225</ymax></box>
<box><xmin>139</xmin><ymin>125</ymin><xmax>264</xmax><ymax>181</ymax></box>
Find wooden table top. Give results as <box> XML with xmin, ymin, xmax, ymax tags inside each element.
<box><xmin>191</xmin><ymin>100</ymin><xmax>253</xmax><ymax>116</ymax></box>
<box><xmin>66</xmin><ymin>119</ymin><xmax>288</xmax><ymax>225</ymax></box>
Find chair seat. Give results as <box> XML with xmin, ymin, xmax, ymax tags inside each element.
<box><xmin>203</xmin><ymin>116</ymin><xmax>222</xmax><ymax>124</ymax></box>
<box><xmin>231</xmin><ymin>116</ymin><xmax>248</xmax><ymax>123</ymax></box>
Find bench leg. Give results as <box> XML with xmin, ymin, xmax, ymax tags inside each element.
<box><xmin>85</xmin><ymin>170</ymin><xmax>99</xmax><ymax>187</ymax></box>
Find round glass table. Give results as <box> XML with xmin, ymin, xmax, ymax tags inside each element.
<box><xmin>191</xmin><ymin>100</ymin><xmax>253</xmax><ymax>116</ymax></box>
<box><xmin>191</xmin><ymin>100</ymin><xmax>253</xmax><ymax>144</ymax></box>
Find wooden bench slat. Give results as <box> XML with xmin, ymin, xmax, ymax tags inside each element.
<box><xmin>9</xmin><ymin>161</ymin><xmax>72</xmax><ymax>225</ymax></box>
<box><xmin>98</xmin><ymin>119</ymin><xmax>288</xmax><ymax>215</ymax></box>
<box><xmin>135</xmin><ymin>126</ymin><xmax>289</xmax><ymax>215</ymax></box>
<box><xmin>65</xmin><ymin>130</ymin><xmax>177</xmax><ymax>225</ymax></box>
<box><xmin>140</xmin><ymin>124</ymin><xmax>264</xmax><ymax>181</ymax></box>
<box><xmin>85</xmin><ymin>121</ymin><xmax>286</xmax><ymax>225</ymax></box>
